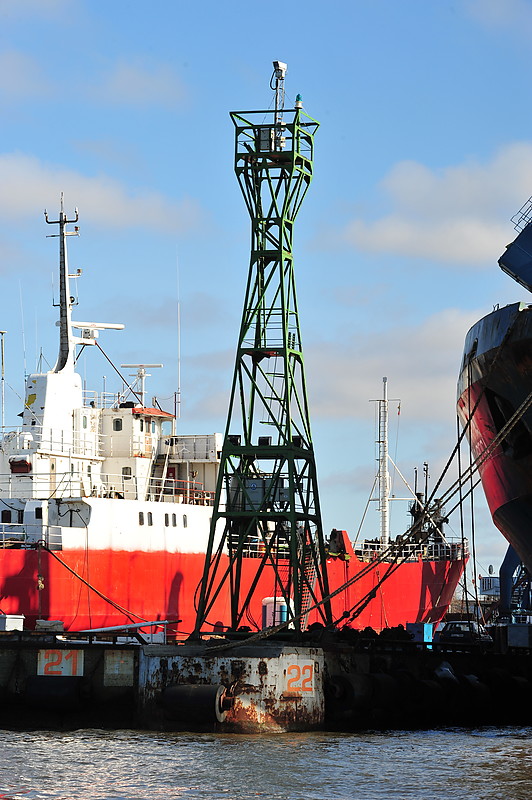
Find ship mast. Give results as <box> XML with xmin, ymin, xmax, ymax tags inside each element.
<box><xmin>377</xmin><ymin>377</ymin><xmax>390</xmax><ymax>547</ymax></box>
<box><xmin>194</xmin><ymin>63</ymin><xmax>332</xmax><ymax>635</ymax></box>
<box><xmin>44</xmin><ymin>193</ymin><xmax>79</xmax><ymax>373</ymax></box>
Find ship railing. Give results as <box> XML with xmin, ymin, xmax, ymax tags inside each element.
<box><xmin>71</xmin><ymin>431</ymin><xmax>105</xmax><ymax>458</ymax></box>
<box><xmin>0</xmin><ymin>451</ymin><xmax>219</xmax><ymax>503</ymax></box>
<box><xmin>0</xmin><ymin>429</ymin><xmax>34</xmax><ymax>454</ymax></box>
<box><xmin>0</xmin><ymin>469</ymin><xmax>215</xmax><ymax>506</ymax></box>
<box><xmin>0</xmin><ymin>427</ymin><xmax>30</xmax><ymax>440</ymax></box>
<box><xmin>159</xmin><ymin>435</ymin><xmax>221</xmax><ymax>462</ymax></box>
<box><xmin>146</xmin><ymin>476</ymin><xmax>215</xmax><ymax>506</ymax></box>
<box><xmin>1</xmin><ymin>425</ymin><xmax>220</xmax><ymax>464</ymax></box>
<box><xmin>427</xmin><ymin>541</ymin><xmax>469</xmax><ymax>561</ymax></box>
<box><xmin>76</xmin><ymin>473</ymin><xmax>216</xmax><ymax>506</ymax></box>
<box><xmin>0</xmin><ymin>470</ymin><xmax>111</xmax><ymax>500</ymax></box>
<box><xmin>35</xmin><ymin>428</ymin><xmax>150</xmax><ymax>459</ymax></box>
<box><xmin>1</xmin><ymin>425</ymin><xmax>104</xmax><ymax>459</ymax></box>
<box><xmin>82</xmin><ymin>390</ymin><xmax>128</xmax><ymax>409</ymax></box>
<box><xmin>236</xmin><ymin>539</ymin><xmax>291</xmax><ymax>559</ymax></box>
<box><xmin>0</xmin><ymin>524</ymin><xmax>29</xmax><ymax>548</ymax></box>
<box><xmin>0</xmin><ymin>471</ymin><xmax>84</xmax><ymax>499</ymax></box>
<box><xmin>354</xmin><ymin>538</ymin><xmax>468</xmax><ymax>563</ymax></box>
<box><xmin>30</xmin><ymin>426</ymin><xmax>69</xmax><ymax>454</ymax></box>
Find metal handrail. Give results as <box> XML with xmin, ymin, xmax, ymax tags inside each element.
<box><xmin>0</xmin><ymin>470</ymin><xmax>216</xmax><ymax>505</ymax></box>
<box><xmin>354</xmin><ymin>538</ymin><xmax>468</xmax><ymax>563</ymax></box>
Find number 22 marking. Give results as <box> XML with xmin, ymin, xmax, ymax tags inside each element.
<box><xmin>286</xmin><ymin>664</ymin><xmax>314</xmax><ymax>692</ymax></box>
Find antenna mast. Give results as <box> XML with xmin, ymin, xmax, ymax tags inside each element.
<box><xmin>194</xmin><ymin>63</ymin><xmax>332</xmax><ymax>635</ymax></box>
<box><xmin>378</xmin><ymin>377</ymin><xmax>390</xmax><ymax>546</ymax></box>
<box><xmin>370</xmin><ymin>378</ymin><xmax>401</xmax><ymax>546</ymax></box>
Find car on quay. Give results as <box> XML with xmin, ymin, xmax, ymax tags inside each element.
<box><xmin>436</xmin><ymin>621</ymin><xmax>493</xmax><ymax>647</ymax></box>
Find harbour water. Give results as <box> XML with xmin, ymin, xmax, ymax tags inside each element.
<box><xmin>0</xmin><ymin>727</ymin><xmax>531</xmax><ymax>799</ymax></box>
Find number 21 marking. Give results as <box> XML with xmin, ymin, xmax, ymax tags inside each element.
<box><xmin>38</xmin><ymin>649</ymin><xmax>83</xmax><ymax>677</ymax></box>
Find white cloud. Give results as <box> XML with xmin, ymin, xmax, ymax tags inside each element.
<box><xmin>0</xmin><ymin>236</ymin><xmax>25</xmax><ymax>273</ymax></box>
<box><xmin>93</xmin><ymin>60</ymin><xmax>186</xmax><ymax>110</ymax></box>
<box><xmin>306</xmin><ymin>307</ymin><xmax>483</xmax><ymax>422</ymax></box>
<box><xmin>0</xmin><ymin>153</ymin><xmax>201</xmax><ymax>232</ymax></box>
<box><xmin>0</xmin><ymin>51</ymin><xmax>185</xmax><ymax>111</ymax></box>
<box><xmin>466</xmin><ymin>0</ymin><xmax>532</xmax><ymax>33</ymax></box>
<box><xmin>0</xmin><ymin>0</ymin><xmax>69</xmax><ymax>18</ymax></box>
<box><xmin>345</xmin><ymin>142</ymin><xmax>532</xmax><ymax>265</ymax></box>
<box><xmin>348</xmin><ymin>216</ymin><xmax>508</xmax><ymax>265</ymax></box>
<box><xmin>0</xmin><ymin>51</ymin><xmax>52</xmax><ymax>98</ymax></box>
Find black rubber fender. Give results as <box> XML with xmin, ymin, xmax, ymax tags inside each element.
<box><xmin>162</xmin><ymin>683</ymin><xmax>229</xmax><ymax>723</ymax></box>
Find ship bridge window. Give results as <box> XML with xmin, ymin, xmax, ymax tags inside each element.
<box><xmin>1</xmin><ymin>510</ymin><xmax>11</xmax><ymax>523</ymax></box>
<box><xmin>122</xmin><ymin>467</ymin><xmax>132</xmax><ymax>481</ymax></box>
<box><xmin>172</xmin><ymin>513</ymin><xmax>176</xmax><ymax>527</ymax></box>
<box><xmin>35</xmin><ymin>507</ymin><xmax>42</xmax><ymax>520</ymax></box>
<box><xmin>113</xmin><ymin>418</ymin><xmax>123</xmax><ymax>432</ymax></box>
<box><xmin>151</xmin><ymin>421</ymin><xmax>156</xmax><ymax>434</ymax></box>
<box><xmin>165</xmin><ymin>513</ymin><xmax>169</xmax><ymax>527</ymax></box>
<box><xmin>147</xmin><ymin>512</ymin><xmax>153</xmax><ymax>526</ymax></box>
<box><xmin>83</xmin><ymin>415</ymin><xmax>87</xmax><ymax>429</ymax></box>
<box><xmin>139</xmin><ymin>512</ymin><xmax>144</xmax><ymax>526</ymax></box>
<box><xmin>183</xmin><ymin>514</ymin><xmax>188</xmax><ymax>528</ymax></box>
<box><xmin>140</xmin><ymin>419</ymin><xmax>144</xmax><ymax>432</ymax></box>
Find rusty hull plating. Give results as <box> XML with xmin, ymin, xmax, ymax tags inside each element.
<box><xmin>138</xmin><ymin>642</ymin><xmax>325</xmax><ymax>733</ymax></box>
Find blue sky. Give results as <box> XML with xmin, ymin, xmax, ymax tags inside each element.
<box><xmin>1</xmin><ymin>0</ymin><xmax>531</xmax><ymax>575</ymax></box>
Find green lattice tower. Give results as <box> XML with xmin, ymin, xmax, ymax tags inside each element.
<box><xmin>194</xmin><ymin>72</ymin><xmax>332</xmax><ymax>635</ymax></box>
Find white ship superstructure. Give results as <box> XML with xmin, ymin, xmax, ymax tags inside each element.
<box><xmin>0</xmin><ymin>199</ymin><xmax>221</xmax><ymax>562</ymax></box>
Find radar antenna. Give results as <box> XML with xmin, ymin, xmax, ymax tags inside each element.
<box><xmin>120</xmin><ymin>364</ymin><xmax>163</xmax><ymax>407</ymax></box>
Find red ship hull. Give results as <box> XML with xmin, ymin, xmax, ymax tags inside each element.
<box><xmin>317</xmin><ymin>553</ymin><xmax>464</xmax><ymax>630</ymax></box>
<box><xmin>458</xmin><ymin>302</ymin><xmax>532</xmax><ymax>573</ymax></box>
<box><xmin>0</xmin><ymin>545</ymin><xmax>464</xmax><ymax>635</ymax></box>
